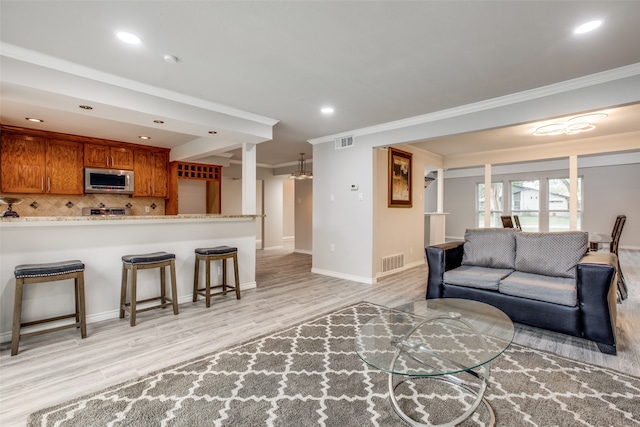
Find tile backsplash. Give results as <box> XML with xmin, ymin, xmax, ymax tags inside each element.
<box><xmin>1</xmin><ymin>194</ymin><xmax>165</xmax><ymax>217</ymax></box>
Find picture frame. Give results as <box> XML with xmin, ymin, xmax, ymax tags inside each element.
<box><xmin>388</xmin><ymin>147</ymin><xmax>412</xmax><ymax>208</ymax></box>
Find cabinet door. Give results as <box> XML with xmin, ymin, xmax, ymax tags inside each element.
<box><xmin>47</xmin><ymin>139</ymin><xmax>84</xmax><ymax>195</ymax></box>
<box><xmin>84</xmin><ymin>143</ymin><xmax>111</xmax><ymax>168</ymax></box>
<box><xmin>85</xmin><ymin>143</ymin><xmax>134</xmax><ymax>169</ymax></box>
<box><xmin>133</xmin><ymin>149</ymin><xmax>153</xmax><ymax>196</ymax></box>
<box><xmin>1</xmin><ymin>133</ymin><xmax>47</xmax><ymax>193</ymax></box>
<box><xmin>152</xmin><ymin>151</ymin><xmax>168</xmax><ymax>197</ymax></box>
<box><xmin>110</xmin><ymin>146</ymin><xmax>134</xmax><ymax>170</ymax></box>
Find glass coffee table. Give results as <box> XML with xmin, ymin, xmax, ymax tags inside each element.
<box><xmin>355</xmin><ymin>299</ymin><xmax>514</xmax><ymax>427</ymax></box>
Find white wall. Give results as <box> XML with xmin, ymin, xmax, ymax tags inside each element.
<box><xmin>312</xmin><ymin>141</ymin><xmax>375</xmax><ymax>283</ymax></box>
<box><xmin>294</xmin><ymin>179</ymin><xmax>312</xmax><ymax>253</ymax></box>
<box><xmin>283</xmin><ymin>179</ymin><xmax>295</xmax><ymax>238</ymax></box>
<box><xmin>222</xmin><ymin>165</ymin><xmax>295</xmax><ymax>250</ymax></box>
<box><xmin>263</xmin><ymin>179</ymin><xmax>283</xmax><ymax>249</ymax></box>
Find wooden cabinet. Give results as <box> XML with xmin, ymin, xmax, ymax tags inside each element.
<box><xmin>84</xmin><ymin>143</ymin><xmax>133</xmax><ymax>169</ymax></box>
<box><xmin>133</xmin><ymin>149</ymin><xmax>168</xmax><ymax>197</ymax></box>
<box><xmin>1</xmin><ymin>133</ymin><xmax>83</xmax><ymax>195</ymax></box>
<box><xmin>165</xmin><ymin>161</ymin><xmax>222</xmax><ymax>215</ymax></box>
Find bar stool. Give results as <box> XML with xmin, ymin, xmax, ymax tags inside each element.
<box><xmin>11</xmin><ymin>260</ymin><xmax>87</xmax><ymax>356</ymax></box>
<box><xmin>193</xmin><ymin>246</ymin><xmax>240</xmax><ymax>307</ymax></box>
<box><xmin>120</xmin><ymin>251</ymin><xmax>179</xmax><ymax>326</ymax></box>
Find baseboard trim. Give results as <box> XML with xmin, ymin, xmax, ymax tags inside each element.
<box><xmin>310</xmin><ymin>267</ymin><xmax>375</xmax><ymax>284</ymax></box>
<box><xmin>294</xmin><ymin>249</ymin><xmax>312</xmax><ymax>255</ymax></box>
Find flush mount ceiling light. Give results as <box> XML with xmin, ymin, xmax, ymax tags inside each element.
<box><xmin>574</xmin><ymin>20</ymin><xmax>603</xmax><ymax>34</ymax></box>
<box><xmin>79</xmin><ymin>105</ymin><xmax>93</xmax><ymax>110</ymax></box>
<box><xmin>116</xmin><ymin>31</ymin><xmax>142</xmax><ymax>44</ymax></box>
<box><xmin>25</xmin><ymin>117</ymin><xmax>44</xmax><ymax>123</ymax></box>
<box><xmin>138</xmin><ymin>135</ymin><xmax>151</xmax><ymax>140</ymax></box>
<box><xmin>533</xmin><ymin>112</ymin><xmax>608</xmax><ymax>136</ymax></box>
<box><xmin>208</xmin><ymin>131</ymin><xmax>218</xmax><ymax>135</ymax></box>
<box><xmin>321</xmin><ymin>107</ymin><xmax>334</xmax><ymax>114</ymax></box>
<box><xmin>153</xmin><ymin>120</ymin><xmax>164</xmax><ymax>124</ymax></box>
<box><xmin>290</xmin><ymin>153</ymin><xmax>313</xmax><ymax>179</ymax></box>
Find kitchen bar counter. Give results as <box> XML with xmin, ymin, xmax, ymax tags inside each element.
<box><xmin>0</xmin><ymin>213</ymin><xmax>261</xmax><ymax>225</ymax></box>
<box><xmin>0</xmin><ymin>215</ymin><xmax>260</xmax><ymax>341</ymax></box>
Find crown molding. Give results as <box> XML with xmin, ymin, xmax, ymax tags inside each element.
<box><xmin>1</xmin><ymin>43</ymin><xmax>280</xmax><ymax>127</ymax></box>
<box><xmin>309</xmin><ymin>62</ymin><xmax>640</xmax><ymax>145</ymax></box>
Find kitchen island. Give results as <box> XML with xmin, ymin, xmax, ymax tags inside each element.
<box><xmin>0</xmin><ymin>214</ymin><xmax>259</xmax><ymax>341</ymax></box>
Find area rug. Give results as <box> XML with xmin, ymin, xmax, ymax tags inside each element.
<box><xmin>28</xmin><ymin>302</ymin><xmax>640</xmax><ymax>426</ymax></box>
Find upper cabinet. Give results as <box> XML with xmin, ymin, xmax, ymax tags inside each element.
<box><xmin>84</xmin><ymin>143</ymin><xmax>134</xmax><ymax>170</ymax></box>
<box><xmin>1</xmin><ymin>132</ymin><xmax>83</xmax><ymax>195</ymax></box>
<box><xmin>1</xmin><ymin>125</ymin><xmax>170</xmax><ymax>198</ymax></box>
<box><xmin>133</xmin><ymin>148</ymin><xmax>168</xmax><ymax>197</ymax></box>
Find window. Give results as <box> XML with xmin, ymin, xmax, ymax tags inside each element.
<box><xmin>477</xmin><ymin>182</ymin><xmax>503</xmax><ymax>228</ymax></box>
<box><xmin>511</xmin><ymin>180</ymin><xmax>539</xmax><ymax>231</ymax></box>
<box><xmin>548</xmin><ymin>178</ymin><xmax>582</xmax><ymax>231</ymax></box>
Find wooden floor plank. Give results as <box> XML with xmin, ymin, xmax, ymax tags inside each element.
<box><xmin>1</xmin><ymin>246</ymin><xmax>638</xmax><ymax>426</ymax></box>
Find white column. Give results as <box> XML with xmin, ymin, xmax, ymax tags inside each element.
<box><xmin>436</xmin><ymin>167</ymin><xmax>444</xmax><ymax>213</ymax></box>
<box><xmin>569</xmin><ymin>155</ymin><xmax>578</xmax><ymax>230</ymax></box>
<box><xmin>242</xmin><ymin>143</ymin><xmax>257</xmax><ymax>215</ymax></box>
<box><xmin>484</xmin><ymin>164</ymin><xmax>492</xmax><ymax>228</ymax></box>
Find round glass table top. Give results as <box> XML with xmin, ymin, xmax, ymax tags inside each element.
<box><xmin>355</xmin><ymin>299</ymin><xmax>514</xmax><ymax>377</ymax></box>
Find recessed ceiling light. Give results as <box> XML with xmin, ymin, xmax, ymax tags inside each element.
<box><xmin>208</xmin><ymin>131</ymin><xmax>218</xmax><ymax>135</ymax></box>
<box><xmin>79</xmin><ymin>105</ymin><xmax>93</xmax><ymax>110</ymax></box>
<box><xmin>163</xmin><ymin>54</ymin><xmax>178</xmax><ymax>64</ymax></box>
<box><xmin>25</xmin><ymin>117</ymin><xmax>43</xmax><ymax>123</ymax></box>
<box><xmin>574</xmin><ymin>20</ymin><xmax>602</xmax><ymax>34</ymax></box>
<box><xmin>116</xmin><ymin>31</ymin><xmax>142</xmax><ymax>44</ymax></box>
<box><xmin>153</xmin><ymin>120</ymin><xmax>165</xmax><ymax>124</ymax></box>
<box><xmin>321</xmin><ymin>107</ymin><xmax>334</xmax><ymax>114</ymax></box>
<box><xmin>139</xmin><ymin>136</ymin><xmax>151</xmax><ymax>140</ymax></box>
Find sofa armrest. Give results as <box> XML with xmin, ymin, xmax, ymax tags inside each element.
<box><xmin>425</xmin><ymin>241</ymin><xmax>464</xmax><ymax>299</ymax></box>
<box><xmin>577</xmin><ymin>251</ymin><xmax>618</xmax><ymax>353</ymax></box>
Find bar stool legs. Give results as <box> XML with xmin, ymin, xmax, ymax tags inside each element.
<box><xmin>193</xmin><ymin>246</ymin><xmax>240</xmax><ymax>307</ymax></box>
<box><xmin>120</xmin><ymin>252</ymin><xmax>179</xmax><ymax>326</ymax></box>
<box><xmin>11</xmin><ymin>260</ymin><xmax>87</xmax><ymax>356</ymax></box>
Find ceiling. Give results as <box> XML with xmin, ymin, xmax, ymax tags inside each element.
<box><xmin>2</xmin><ymin>1</ymin><xmax>640</xmax><ymax>169</ymax></box>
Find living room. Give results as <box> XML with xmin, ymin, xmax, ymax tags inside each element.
<box><xmin>2</xmin><ymin>2</ymin><xmax>640</xmax><ymax>425</ymax></box>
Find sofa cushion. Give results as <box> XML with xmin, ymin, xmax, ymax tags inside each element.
<box><xmin>515</xmin><ymin>231</ymin><xmax>588</xmax><ymax>279</ymax></box>
<box><xmin>444</xmin><ymin>265</ymin><xmax>514</xmax><ymax>290</ymax></box>
<box><xmin>462</xmin><ymin>228</ymin><xmax>518</xmax><ymax>269</ymax></box>
<box><xmin>499</xmin><ymin>271</ymin><xmax>577</xmax><ymax>307</ymax></box>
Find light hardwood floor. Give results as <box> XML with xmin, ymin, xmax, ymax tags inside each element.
<box><xmin>1</xmin><ymin>246</ymin><xmax>638</xmax><ymax>426</ymax></box>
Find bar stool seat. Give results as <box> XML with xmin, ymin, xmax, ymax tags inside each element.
<box><xmin>120</xmin><ymin>251</ymin><xmax>179</xmax><ymax>326</ymax></box>
<box><xmin>12</xmin><ymin>260</ymin><xmax>87</xmax><ymax>356</ymax></box>
<box><xmin>193</xmin><ymin>246</ymin><xmax>240</xmax><ymax>307</ymax></box>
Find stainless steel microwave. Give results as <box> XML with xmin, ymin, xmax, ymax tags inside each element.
<box><xmin>84</xmin><ymin>168</ymin><xmax>134</xmax><ymax>194</ymax></box>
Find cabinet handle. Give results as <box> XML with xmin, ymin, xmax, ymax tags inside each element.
<box><xmin>111</xmin><ymin>157</ymin><xmax>115</xmax><ymax>166</ymax></box>
<box><xmin>106</xmin><ymin>156</ymin><xmax>110</xmax><ymax>167</ymax></box>
<box><xmin>41</xmin><ymin>177</ymin><xmax>44</xmax><ymax>192</ymax></box>
<box><xmin>47</xmin><ymin>177</ymin><xmax>51</xmax><ymax>192</ymax></box>
<box><xmin>148</xmin><ymin>183</ymin><xmax>151</xmax><ymax>195</ymax></box>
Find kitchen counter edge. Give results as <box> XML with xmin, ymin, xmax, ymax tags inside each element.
<box><xmin>0</xmin><ymin>214</ymin><xmax>263</xmax><ymax>227</ymax></box>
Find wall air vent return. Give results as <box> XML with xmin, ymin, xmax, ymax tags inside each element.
<box><xmin>335</xmin><ymin>136</ymin><xmax>354</xmax><ymax>150</ymax></box>
<box><xmin>381</xmin><ymin>253</ymin><xmax>404</xmax><ymax>273</ymax></box>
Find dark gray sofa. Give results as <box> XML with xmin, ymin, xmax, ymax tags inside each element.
<box><xmin>425</xmin><ymin>228</ymin><xmax>618</xmax><ymax>354</ymax></box>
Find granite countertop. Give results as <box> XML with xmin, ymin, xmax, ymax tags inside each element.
<box><xmin>0</xmin><ymin>214</ymin><xmax>264</xmax><ymax>226</ymax></box>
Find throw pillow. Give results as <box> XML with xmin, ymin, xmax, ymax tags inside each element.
<box><xmin>462</xmin><ymin>228</ymin><xmax>518</xmax><ymax>269</ymax></box>
<box><xmin>515</xmin><ymin>231</ymin><xmax>588</xmax><ymax>279</ymax></box>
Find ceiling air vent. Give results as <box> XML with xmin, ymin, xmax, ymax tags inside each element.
<box><xmin>335</xmin><ymin>135</ymin><xmax>354</xmax><ymax>150</ymax></box>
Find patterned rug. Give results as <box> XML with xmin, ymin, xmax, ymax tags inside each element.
<box><xmin>28</xmin><ymin>302</ymin><xmax>640</xmax><ymax>426</ymax></box>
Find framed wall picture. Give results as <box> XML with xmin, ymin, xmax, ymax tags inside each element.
<box><xmin>388</xmin><ymin>147</ymin><xmax>412</xmax><ymax>208</ymax></box>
